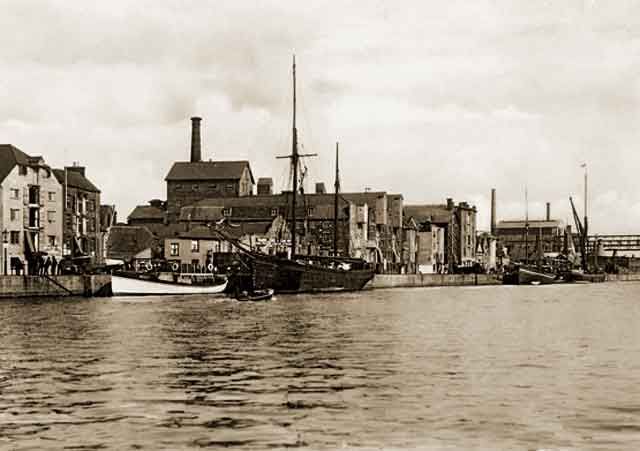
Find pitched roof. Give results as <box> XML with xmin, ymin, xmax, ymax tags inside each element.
<box><xmin>53</xmin><ymin>168</ymin><xmax>100</xmax><ymax>193</ymax></box>
<box><xmin>128</xmin><ymin>205</ymin><xmax>166</xmax><ymax>221</ymax></box>
<box><xmin>404</xmin><ymin>205</ymin><xmax>452</xmax><ymax>225</ymax></box>
<box><xmin>107</xmin><ymin>225</ymin><xmax>156</xmax><ymax>260</ymax></box>
<box><xmin>0</xmin><ymin>144</ymin><xmax>52</xmax><ymax>183</ymax></box>
<box><xmin>179</xmin><ymin>205</ymin><xmax>224</xmax><ymax>222</ymax></box>
<box><xmin>165</xmin><ymin>160</ymin><xmax>254</xmax><ymax>183</ymax></box>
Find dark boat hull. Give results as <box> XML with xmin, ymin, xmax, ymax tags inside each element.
<box><xmin>251</xmin><ymin>256</ymin><xmax>375</xmax><ymax>294</ymax></box>
<box><xmin>569</xmin><ymin>270</ymin><xmax>606</xmax><ymax>283</ymax></box>
<box><xmin>518</xmin><ymin>267</ymin><xmax>560</xmax><ymax>285</ymax></box>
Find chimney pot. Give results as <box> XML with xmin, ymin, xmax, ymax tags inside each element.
<box><xmin>190</xmin><ymin>116</ymin><xmax>202</xmax><ymax>163</ymax></box>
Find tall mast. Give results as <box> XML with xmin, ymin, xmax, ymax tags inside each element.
<box><xmin>524</xmin><ymin>185</ymin><xmax>529</xmax><ymax>264</ymax></box>
<box><xmin>276</xmin><ymin>55</ymin><xmax>316</xmax><ymax>259</ymax></box>
<box><xmin>291</xmin><ymin>55</ymin><xmax>298</xmax><ymax>258</ymax></box>
<box><xmin>333</xmin><ymin>141</ymin><xmax>340</xmax><ymax>257</ymax></box>
<box><xmin>583</xmin><ymin>163</ymin><xmax>588</xmax><ymax>253</ymax></box>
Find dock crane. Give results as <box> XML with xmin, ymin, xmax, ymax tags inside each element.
<box><xmin>569</xmin><ymin>196</ymin><xmax>588</xmax><ymax>272</ymax></box>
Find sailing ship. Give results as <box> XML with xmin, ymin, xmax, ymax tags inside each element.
<box><xmin>216</xmin><ymin>56</ymin><xmax>375</xmax><ymax>294</ymax></box>
<box><xmin>511</xmin><ymin>186</ymin><xmax>564</xmax><ymax>285</ymax></box>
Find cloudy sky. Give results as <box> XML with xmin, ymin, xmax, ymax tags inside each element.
<box><xmin>1</xmin><ymin>0</ymin><xmax>639</xmax><ymax>233</ymax></box>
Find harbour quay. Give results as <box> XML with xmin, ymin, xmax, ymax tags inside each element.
<box><xmin>0</xmin><ymin>274</ymin><xmax>112</xmax><ymax>298</ymax></box>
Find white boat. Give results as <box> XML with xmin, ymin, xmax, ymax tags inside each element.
<box><xmin>112</xmin><ymin>274</ymin><xmax>228</xmax><ymax>296</ymax></box>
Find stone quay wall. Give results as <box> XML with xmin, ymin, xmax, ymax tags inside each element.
<box><xmin>366</xmin><ymin>273</ymin><xmax>502</xmax><ymax>289</ymax></box>
<box><xmin>0</xmin><ymin>275</ymin><xmax>112</xmax><ymax>298</ymax></box>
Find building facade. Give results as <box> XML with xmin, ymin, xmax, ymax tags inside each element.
<box><xmin>404</xmin><ymin>198</ymin><xmax>477</xmax><ymax>272</ymax></box>
<box><xmin>53</xmin><ymin>165</ymin><xmax>102</xmax><ymax>262</ymax></box>
<box><xmin>0</xmin><ymin>145</ymin><xmax>63</xmax><ymax>274</ymax></box>
<box><xmin>496</xmin><ymin>219</ymin><xmax>565</xmax><ymax>262</ymax></box>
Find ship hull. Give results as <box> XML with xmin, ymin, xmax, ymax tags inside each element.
<box><xmin>518</xmin><ymin>267</ymin><xmax>559</xmax><ymax>285</ymax></box>
<box><xmin>112</xmin><ymin>275</ymin><xmax>228</xmax><ymax>296</ymax></box>
<box><xmin>250</xmin><ymin>256</ymin><xmax>375</xmax><ymax>294</ymax></box>
<box><xmin>569</xmin><ymin>270</ymin><xmax>606</xmax><ymax>283</ymax></box>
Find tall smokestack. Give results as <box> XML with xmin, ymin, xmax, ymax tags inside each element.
<box><xmin>546</xmin><ymin>202</ymin><xmax>551</xmax><ymax>221</ymax></box>
<box><xmin>190</xmin><ymin>117</ymin><xmax>202</xmax><ymax>162</ymax></box>
<box><xmin>490</xmin><ymin>188</ymin><xmax>496</xmax><ymax>235</ymax></box>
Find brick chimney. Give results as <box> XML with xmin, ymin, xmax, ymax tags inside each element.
<box><xmin>315</xmin><ymin>182</ymin><xmax>326</xmax><ymax>194</ymax></box>
<box><xmin>446</xmin><ymin>198</ymin><xmax>454</xmax><ymax>210</ymax></box>
<box><xmin>65</xmin><ymin>165</ymin><xmax>85</xmax><ymax>177</ymax></box>
<box><xmin>490</xmin><ymin>188</ymin><xmax>496</xmax><ymax>235</ymax></box>
<box><xmin>190</xmin><ymin>117</ymin><xmax>202</xmax><ymax>162</ymax></box>
<box><xmin>546</xmin><ymin>202</ymin><xmax>551</xmax><ymax>221</ymax></box>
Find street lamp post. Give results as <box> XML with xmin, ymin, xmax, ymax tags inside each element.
<box><xmin>2</xmin><ymin>229</ymin><xmax>8</xmax><ymax>276</ymax></box>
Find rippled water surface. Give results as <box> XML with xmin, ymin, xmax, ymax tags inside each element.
<box><xmin>2</xmin><ymin>283</ymin><xmax>640</xmax><ymax>450</ymax></box>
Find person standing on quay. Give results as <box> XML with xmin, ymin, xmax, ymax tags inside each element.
<box><xmin>43</xmin><ymin>256</ymin><xmax>51</xmax><ymax>275</ymax></box>
<box><xmin>51</xmin><ymin>256</ymin><xmax>57</xmax><ymax>276</ymax></box>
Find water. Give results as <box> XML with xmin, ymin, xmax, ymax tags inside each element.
<box><xmin>2</xmin><ymin>283</ymin><xmax>640</xmax><ymax>450</ymax></box>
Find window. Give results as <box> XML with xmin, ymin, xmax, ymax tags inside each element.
<box><xmin>18</xmin><ymin>165</ymin><xmax>27</xmax><ymax>175</ymax></box>
<box><xmin>191</xmin><ymin>240</ymin><xmax>199</xmax><ymax>252</ymax></box>
<box><xmin>209</xmin><ymin>184</ymin><xmax>218</xmax><ymax>191</ymax></box>
<box><xmin>307</xmin><ymin>207</ymin><xmax>315</xmax><ymax>217</ymax></box>
<box><xmin>226</xmin><ymin>184</ymin><xmax>234</xmax><ymax>193</ymax></box>
<box><xmin>170</xmin><ymin>243</ymin><xmax>179</xmax><ymax>256</ymax></box>
<box><xmin>47</xmin><ymin>210</ymin><xmax>56</xmax><ymax>223</ymax></box>
<box><xmin>175</xmin><ymin>184</ymin><xmax>182</xmax><ymax>191</ymax></box>
<box><xmin>192</xmin><ymin>184</ymin><xmax>199</xmax><ymax>192</ymax></box>
<box><xmin>10</xmin><ymin>231</ymin><xmax>20</xmax><ymax>245</ymax></box>
<box><xmin>10</xmin><ymin>209</ymin><xmax>19</xmax><ymax>221</ymax></box>
<box><xmin>48</xmin><ymin>235</ymin><xmax>57</xmax><ymax>247</ymax></box>
<box><xmin>223</xmin><ymin>208</ymin><xmax>232</xmax><ymax>217</ymax></box>
<box><xmin>88</xmin><ymin>199</ymin><xmax>95</xmax><ymax>212</ymax></box>
<box><xmin>11</xmin><ymin>189</ymin><xmax>20</xmax><ymax>199</ymax></box>
<box><xmin>271</xmin><ymin>208</ymin><xmax>278</xmax><ymax>217</ymax></box>
<box><xmin>48</xmin><ymin>191</ymin><xmax>56</xmax><ymax>201</ymax></box>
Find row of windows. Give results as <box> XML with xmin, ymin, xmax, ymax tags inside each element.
<box><xmin>9</xmin><ymin>188</ymin><xmax>58</xmax><ymax>202</ymax></box>
<box><xmin>170</xmin><ymin>240</ymin><xmax>201</xmax><ymax>256</ymax></box>
<box><xmin>5</xmin><ymin>231</ymin><xmax>58</xmax><ymax>247</ymax></box>
<box><xmin>18</xmin><ymin>165</ymin><xmax>52</xmax><ymax>178</ymax></box>
<box><xmin>8</xmin><ymin>208</ymin><xmax>57</xmax><ymax>222</ymax></box>
<box><xmin>174</xmin><ymin>183</ymin><xmax>236</xmax><ymax>193</ymax></box>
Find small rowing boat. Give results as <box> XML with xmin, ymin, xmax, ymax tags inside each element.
<box><xmin>236</xmin><ymin>288</ymin><xmax>275</xmax><ymax>302</ymax></box>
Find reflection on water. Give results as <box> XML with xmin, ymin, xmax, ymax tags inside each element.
<box><xmin>2</xmin><ymin>283</ymin><xmax>640</xmax><ymax>450</ymax></box>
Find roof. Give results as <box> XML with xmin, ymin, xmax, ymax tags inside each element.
<box><xmin>404</xmin><ymin>205</ymin><xmax>452</xmax><ymax>225</ymax></box>
<box><xmin>165</xmin><ymin>160</ymin><xmax>254</xmax><ymax>183</ymax></box>
<box><xmin>0</xmin><ymin>144</ymin><xmax>52</xmax><ymax>183</ymax></box>
<box><xmin>179</xmin><ymin>205</ymin><xmax>224</xmax><ymax>222</ymax></box>
<box><xmin>190</xmin><ymin>193</ymin><xmax>350</xmax><ymax>220</ymax></box>
<box><xmin>176</xmin><ymin>221</ymin><xmax>275</xmax><ymax>240</ymax></box>
<box><xmin>257</xmin><ymin>177</ymin><xmax>273</xmax><ymax>185</ymax></box>
<box><xmin>128</xmin><ymin>205</ymin><xmax>166</xmax><ymax>221</ymax></box>
<box><xmin>53</xmin><ymin>168</ymin><xmax>100</xmax><ymax>193</ymax></box>
<box><xmin>107</xmin><ymin>225</ymin><xmax>156</xmax><ymax>260</ymax></box>
<box><xmin>497</xmin><ymin>219</ymin><xmax>564</xmax><ymax>229</ymax></box>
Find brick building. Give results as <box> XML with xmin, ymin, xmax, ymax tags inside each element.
<box><xmin>496</xmin><ymin>219</ymin><xmax>565</xmax><ymax>262</ymax></box>
<box><xmin>53</xmin><ymin>165</ymin><xmax>102</xmax><ymax>262</ymax></box>
<box><xmin>0</xmin><ymin>144</ymin><xmax>64</xmax><ymax>274</ymax></box>
<box><xmin>404</xmin><ymin>198</ymin><xmax>477</xmax><ymax>272</ymax></box>
<box><xmin>164</xmin><ymin>117</ymin><xmax>255</xmax><ymax>221</ymax></box>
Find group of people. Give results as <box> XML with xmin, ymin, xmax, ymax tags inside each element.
<box><xmin>12</xmin><ymin>254</ymin><xmax>61</xmax><ymax>276</ymax></box>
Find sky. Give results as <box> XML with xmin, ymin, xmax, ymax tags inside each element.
<box><xmin>1</xmin><ymin>0</ymin><xmax>639</xmax><ymax>233</ymax></box>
